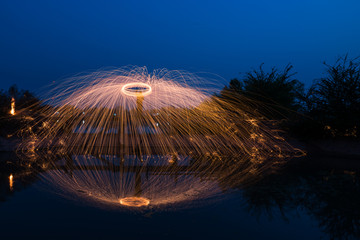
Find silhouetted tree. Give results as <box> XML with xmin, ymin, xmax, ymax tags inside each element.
<box><xmin>8</xmin><ymin>84</ymin><xmax>19</xmax><ymax>99</ymax></box>
<box><xmin>0</xmin><ymin>90</ymin><xmax>9</xmax><ymax>116</ymax></box>
<box><xmin>0</xmin><ymin>85</ymin><xmax>41</xmax><ymax>136</ymax></box>
<box><xmin>242</xmin><ymin>168</ymin><xmax>360</xmax><ymax>239</ymax></box>
<box><xmin>309</xmin><ymin>55</ymin><xmax>360</xmax><ymax>138</ymax></box>
<box><xmin>221</xmin><ymin>64</ymin><xmax>304</xmax><ymax>119</ymax></box>
<box><xmin>0</xmin><ymin>85</ymin><xmax>40</xmax><ymax>116</ymax></box>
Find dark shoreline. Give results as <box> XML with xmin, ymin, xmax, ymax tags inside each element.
<box><xmin>1</xmin><ymin>136</ymin><xmax>360</xmax><ymax>168</ymax></box>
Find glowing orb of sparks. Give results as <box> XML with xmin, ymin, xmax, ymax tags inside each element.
<box><xmin>121</xmin><ymin>82</ymin><xmax>152</xmax><ymax>97</ymax></box>
<box><xmin>119</xmin><ymin>197</ymin><xmax>150</xmax><ymax>207</ymax></box>
<box><xmin>19</xmin><ymin>66</ymin><xmax>304</xmax><ymax>210</ymax></box>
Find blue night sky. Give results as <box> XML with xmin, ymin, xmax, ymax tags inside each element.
<box><xmin>1</xmin><ymin>0</ymin><xmax>359</xmax><ymax>93</ymax></box>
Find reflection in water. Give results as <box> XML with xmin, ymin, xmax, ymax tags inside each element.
<box><xmin>120</xmin><ymin>197</ymin><xmax>150</xmax><ymax>207</ymax></box>
<box><xmin>1</xmin><ymin>153</ymin><xmax>360</xmax><ymax>239</ymax></box>
<box><xmin>38</xmin><ymin>153</ymin><xmax>267</xmax><ymax>209</ymax></box>
<box><xmin>9</xmin><ymin>174</ymin><xmax>13</xmax><ymax>191</ymax></box>
<box><xmin>242</xmin><ymin>164</ymin><xmax>360</xmax><ymax>240</ymax></box>
<box><xmin>0</xmin><ymin>152</ymin><xmax>42</xmax><ymax>203</ymax></box>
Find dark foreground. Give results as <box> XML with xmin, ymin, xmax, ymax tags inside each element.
<box><xmin>0</xmin><ymin>152</ymin><xmax>359</xmax><ymax>240</ymax></box>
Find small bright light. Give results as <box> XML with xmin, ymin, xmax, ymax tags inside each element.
<box><xmin>9</xmin><ymin>174</ymin><xmax>13</xmax><ymax>190</ymax></box>
<box><xmin>10</xmin><ymin>97</ymin><xmax>15</xmax><ymax>115</ymax></box>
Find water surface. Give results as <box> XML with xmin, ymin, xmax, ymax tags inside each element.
<box><xmin>0</xmin><ymin>153</ymin><xmax>359</xmax><ymax>240</ymax></box>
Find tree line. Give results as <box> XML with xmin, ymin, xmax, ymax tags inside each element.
<box><xmin>1</xmin><ymin>54</ymin><xmax>360</xmax><ymax>139</ymax></box>
<box><xmin>220</xmin><ymin>54</ymin><xmax>360</xmax><ymax>139</ymax></box>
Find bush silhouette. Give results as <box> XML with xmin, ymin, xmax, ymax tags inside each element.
<box><xmin>221</xmin><ymin>64</ymin><xmax>304</xmax><ymax>119</ymax></box>
<box><xmin>309</xmin><ymin>55</ymin><xmax>360</xmax><ymax>138</ymax></box>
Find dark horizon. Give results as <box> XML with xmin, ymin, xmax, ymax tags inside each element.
<box><xmin>1</xmin><ymin>0</ymin><xmax>360</xmax><ymax>92</ymax></box>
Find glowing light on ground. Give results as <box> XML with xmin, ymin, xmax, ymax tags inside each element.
<box><xmin>119</xmin><ymin>197</ymin><xmax>150</xmax><ymax>207</ymax></box>
<box><xmin>10</xmin><ymin>97</ymin><xmax>15</xmax><ymax>115</ymax></box>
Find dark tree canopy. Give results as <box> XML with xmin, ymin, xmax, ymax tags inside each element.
<box><xmin>221</xmin><ymin>64</ymin><xmax>304</xmax><ymax>119</ymax></box>
<box><xmin>0</xmin><ymin>84</ymin><xmax>39</xmax><ymax>116</ymax></box>
<box><xmin>309</xmin><ymin>55</ymin><xmax>360</xmax><ymax>138</ymax></box>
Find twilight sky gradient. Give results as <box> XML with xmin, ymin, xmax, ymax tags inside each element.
<box><xmin>1</xmin><ymin>0</ymin><xmax>359</xmax><ymax>92</ymax></box>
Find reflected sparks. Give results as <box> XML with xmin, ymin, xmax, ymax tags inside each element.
<box><xmin>41</xmin><ymin>154</ymin><xmax>225</xmax><ymax>209</ymax></box>
<box><xmin>119</xmin><ymin>197</ymin><xmax>150</xmax><ymax>207</ymax></box>
<box><xmin>9</xmin><ymin>174</ymin><xmax>13</xmax><ymax>190</ymax></box>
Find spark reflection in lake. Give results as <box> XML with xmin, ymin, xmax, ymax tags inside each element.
<box><xmin>9</xmin><ymin>174</ymin><xmax>13</xmax><ymax>191</ymax></box>
<box><xmin>39</xmin><ymin>153</ymin><xmax>249</xmax><ymax>210</ymax></box>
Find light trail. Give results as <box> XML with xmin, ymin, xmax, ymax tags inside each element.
<box><xmin>19</xmin><ymin>66</ymin><xmax>304</xmax><ymax>210</ymax></box>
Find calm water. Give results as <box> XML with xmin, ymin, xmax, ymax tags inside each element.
<box><xmin>1</xmin><ymin>152</ymin><xmax>359</xmax><ymax>240</ymax></box>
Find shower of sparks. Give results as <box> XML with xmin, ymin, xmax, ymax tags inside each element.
<box><xmin>20</xmin><ymin>66</ymin><xmax>304</xmax><ymax>209</ymax></box>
